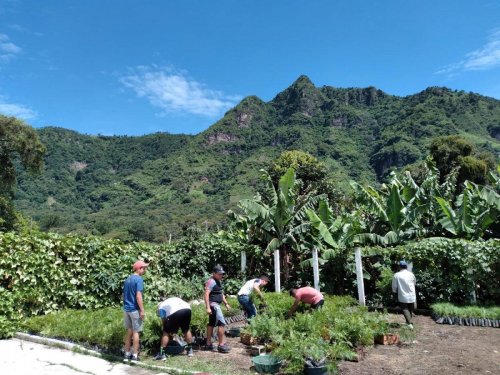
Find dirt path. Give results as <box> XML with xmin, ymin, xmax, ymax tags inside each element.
<box><xmin>338</xmin><ymin>314</ymin><xmax>500</xmax><ymax>375</ymax></box>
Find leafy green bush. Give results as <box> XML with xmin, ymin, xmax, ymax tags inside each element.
<box><xmin>243</xmin><ymin>294</ymin><xmax>387</xmax><ymax>374</ymax></box>
<box><xmin>0</xmin><ymin>230</ymin><xmax>254</xmax><ymax>337</ymax></box>
<box><xmin>363</xmin><ymin>238</ymin><xmax>500</xmax><ymax>307</ymax></box>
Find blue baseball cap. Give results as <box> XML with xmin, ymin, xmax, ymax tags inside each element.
<box><xmin>399</xmin><ymin>260</ymin><xmax>408</xmax><ymax>267</ymax></box>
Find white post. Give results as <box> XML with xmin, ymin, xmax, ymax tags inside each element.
<box><xmin>274</xmin><ymin>249</ymin><xmax>281</xmax><ymax>292</ymax></box>
<box><xmin>355</xmin><ymin>247</ymin><xmax>365</xmax><ymax>306</ymax></box>
<box><xmin>241</xmin><ymin>251</ymin><xmax>247</xmax><ymax>273</ymax></box>
<box><xmin>408</xmin><ymin>261</ymin><xmax>417</xmax><ymax>308</ymax></box>
<box><xmin>312</xmin><ymin>247</ymin><xmax>320</xmax><ymax>291</ymax></box>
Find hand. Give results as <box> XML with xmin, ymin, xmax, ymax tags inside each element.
<box><xmin>139</xmin><ymin>310</ymin><xmax>145</xmax><ymax>320</ymax></box>
<box><xmin>206</xmin><ymin>308</ymin><xmax>212</xmax><ymax>315</ymax></box>
<box><xmin>225</xmin><ymin>303</ymin><xmax>232</xmax><ymax>311</ymax></box>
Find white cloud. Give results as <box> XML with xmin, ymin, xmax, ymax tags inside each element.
<box><xmin>0</xmin><ymin>97</ymin><xmax>37</xmax><ymax>120</ymax></box>
<box><xmin>436</xmin><ymin>29</ymin><xmax>500</xmax><ymax>75</ymax></box>
<box><xmin>120</xmin><ymin>66</ymin><xmax>241</xmax><ymax>117</ymax></box>
<box><xmin>0</xmin><ymin>33</ymin><xmax>22</xmax><ymax>61</ymax></box>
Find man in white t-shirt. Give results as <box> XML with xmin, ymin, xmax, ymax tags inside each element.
<box><xmin>237</xmin><ymin>276</ymin><xmax>269</xmax><ymax>320</ymax></box>
<box><xmin>154</xmin><ymin>297</ymin><xmax>193</xmax><ymax>360</ymax></box>
<box><xmin>392</xmin><ymin>260</ymin><xmax>417</xmax><ymax>328</ymax></box>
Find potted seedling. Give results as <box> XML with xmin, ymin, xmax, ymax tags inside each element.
<box><xmin>303</xmin><ymin>343</ymin><xmax>329</xmax><ymax>375</ymax></box>
<box><xmin>374</xmin><ymin>325</ymin><xmax>399</xmax><ymax>345</ymax></box>
<box><xmin>274</xmin><ymin>335</ymin><xmax>332</xmax><ymax>375</ymax></box>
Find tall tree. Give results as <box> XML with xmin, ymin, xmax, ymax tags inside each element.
<box><xmin>0</xmin><ymin>116</ymin><xmax>45</xmax><ymax>230</ymax></box>
<box><xmin>269</xmin><ymin>150</ymin><xmax>344</xmax><ymax>212</ymax></box>
<box><xmin>429</xmin><ymin>135</ymin><xmax>495</xmax><ymax>186</ymax></box>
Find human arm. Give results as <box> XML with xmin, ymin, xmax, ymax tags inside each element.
<box><xmin>136</xmin><ymin>291</ymin><xmax>145</xmax><ymax>320</ymax></box>
<box><xmin>204</xmin><ymin>288</ymin><xmax>212</xmax><ymax>314</ymax></box>
<box><xmin>253</xmin><ymin>285</ymin><xmax>265</xmax><ymax>302</ymax></box>
<box><xmin>392</xmin><ymin>276</ymin><xmax>398</xmax><ymax>294</ymax></box>
<box><xmin>222</xmin><ymin>294</ymin><xmax>231</xmax><ymax>311</ymax></box>
<box><xmin>287</xmin><ymin>298</ymin><xmax>300</xmax><ymax>318</ymax></box>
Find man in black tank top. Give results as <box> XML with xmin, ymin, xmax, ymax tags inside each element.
<box><xmin>204</xmin><ymin>265</ymin><xmax>231</xmax><ymax>353</ymax></box>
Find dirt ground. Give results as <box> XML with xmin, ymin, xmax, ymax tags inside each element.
<box><xmin>190</xmin><ymin>314</ymin><xmax>500</xmax><ymax>375</ymax></box>
<box><xmin>188</xmin><ymin>324</ymin><xmax>255</xmax><ymax>374</ymax></box>
<box><xmin>338</xmin><ymin>314</ymin><xmax>500</xmax><ymax>375</ymax></box>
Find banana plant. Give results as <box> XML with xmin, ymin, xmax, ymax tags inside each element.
<box><xmin>231</xmin><ymin>168</ymin><xmax>322</xmax><ymax>291</ymax></box>
<box><xmin>350</xmin><ymin>158</ymin><xmax>458</xmax><ymax>246</ymax></box>
<box><xmin>435</xmin><ymin>180</ymin><xmax>500</xmax><ymax>239</ymax></box>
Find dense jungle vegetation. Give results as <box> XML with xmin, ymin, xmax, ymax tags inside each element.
<box><xmin>12</xmin><ymin>76</ymin><xmax>500</xmax><ymax>241</ymax></box>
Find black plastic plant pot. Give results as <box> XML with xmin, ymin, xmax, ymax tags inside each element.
<box><xmin>303</xmin><ymin>365</ymin><xmax>328</xmax><ymax>375</ymax></box>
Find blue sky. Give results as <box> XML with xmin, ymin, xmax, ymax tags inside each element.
<box><xmin>0</xmin><ymin>0</ymin><xmax>499</xmax><ymax>136</ymax></box>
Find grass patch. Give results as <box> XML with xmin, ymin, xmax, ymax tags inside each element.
<box><xmin>431</xmin><ymin>303</ymin><xmax>500</xmax><ymax>319</ymax></box>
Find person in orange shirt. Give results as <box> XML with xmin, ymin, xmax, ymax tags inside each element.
<box><xmin>287</xmin><ymin>286</ymin><xmax>324</xmax><ymax>318</ymax></box>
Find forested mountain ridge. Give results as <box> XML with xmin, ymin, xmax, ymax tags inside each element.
<box><xmin>14</xmin><ymin>76</ymin><xmax>500</xmax><ymax>241</ymax></box>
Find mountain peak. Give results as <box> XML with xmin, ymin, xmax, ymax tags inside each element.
<box><xmin>271</xmin><ymin>75</ymin><xmax>324</xmax><ymax>117</ymax></box>
<box><xmin>291</xmin><ymin>75</ymin><xmax>315</xmax><ymax>88</ymax></box>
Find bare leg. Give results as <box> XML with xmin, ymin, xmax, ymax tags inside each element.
<box><xmin>206</xmin><ymin>326</ymin><xmax>214</xmax><ymax>345</ymax></box>
<box><xmin>132</xmin><ymin>331</ymin><xmax>140</xmax><ymax>355</ymax></box>
<box><xmin>160</xmin><ymin>332</ymin><xmax>170</xmax><ymax>348</ymax></box>
<box><xmin>217</xmin><ymin>326</ymin><xmax>224</xmax><ymax>345</ymax></box>
<box><xmin>184</xmin><ymin>330</ymin><xmax>193</xmax><ymax>344</ymax></box>
<box><xmin>124</xmin><ymin>329</ymin><xmax>133</xmax><ymax>352</ymax></box>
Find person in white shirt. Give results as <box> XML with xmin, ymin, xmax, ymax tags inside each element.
<box><xmin>392</xmin><ymin>260</ymin><xmax>417</xmax><ymax>327</ymax></box>
<box><xmin>237</xmin><ymin>276</ymin><xmax>269</xmax><ymax>320</ymax></box>
<box><xmin>154</xmin><ymin>297</ymin><xmax>193</xmax><ymax>360</ymax></box>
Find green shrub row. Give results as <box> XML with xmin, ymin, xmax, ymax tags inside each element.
<box><xmin>21</xmin><ymin>293</ymin><xmax>388</xmax><ymax>375</ymax></box>
<box><xmin>21</xmin><ymin>296</ymin><xmax>243</xmax><ymax>354</ymax></box>
<box><xmin>0</xmin><ymin>230</ymin><xmax>260</xmax><ymax>337</ymax></box>
<box><xmin>431</xmin><ymin>303</ymin><xmax>500</xmax><ymax>319</ymax></box>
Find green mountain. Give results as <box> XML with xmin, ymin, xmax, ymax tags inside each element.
<box><xmin>14</xmin><ymin>76</ymin><xmax>500</xmax><ymax>241</ymax></box>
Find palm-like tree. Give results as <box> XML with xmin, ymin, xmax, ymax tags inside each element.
<box><xmin>231</xmin><ymin>168</ymin><xmax>322</xmax><ymax>291</ymax></box>
<box><xmin>436</xmin><ymin>180</ymin><xmax>500</xmax><ymax>239</ymax></box>
<box><xmin>350</xmin><ymin>159</ymin><xmax>458</xmax><ymax>246</ymax></box>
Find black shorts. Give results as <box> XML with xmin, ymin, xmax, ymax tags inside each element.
<box><xmin>208</xmin><ymin>305</ymin><xmax>226</xmax><ymax>327</ymax></box>
<box><xmin>162</xmin><ymin>308</ymin><xmax>192</xmax><ymax>334</ymax></box>
<box><xmin>311</xmin><ymin>299</ymin><xmax>324</xmax><ymax>310</ymax></box>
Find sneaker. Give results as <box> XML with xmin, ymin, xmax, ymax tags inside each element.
<box><xmin>154</xmin><ymin>352</ymin><xmax>167</xmax><ymax>361</ymax></box>
<box><xmin>186</xmin><ymin>347</ymin><xmax>194</xmax><ymax>357</ymax></box>
<box><xmin>204</xmin><ymin>344</ymin><xmax>214</xmax><ymax>351</ymax></box>
<box><xmin>407</xmin><ymin>324</ymin><xmax>414</xmax><ymax>330</ymax></box>
<box><xmin>217</xmin><ymin>343</ymin><xmax>230</xmax><ymax>353</ymax></box>
<box><xmin>130</xmin><ymin>355</ymin><xmax>140</xmax><ymax>363</ymax></box>
<box><xmin>123</xmin><ymin>354</ymin><xmax>131</xmax><ymax>363</ymax></box>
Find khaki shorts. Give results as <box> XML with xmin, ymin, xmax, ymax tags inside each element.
<box><xmin>124</xmin><ymin>310</ymin><xmax>143</xmax><ymax>332</ymax></box>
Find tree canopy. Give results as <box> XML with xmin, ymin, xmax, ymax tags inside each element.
<box><xmin>0</xmin><ymin>116</ymin><xmax>45</xmax><ymax>230</ymax></box>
